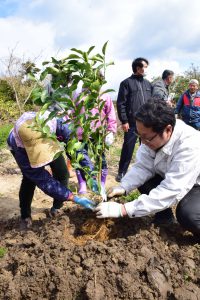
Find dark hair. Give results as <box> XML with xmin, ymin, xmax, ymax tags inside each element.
<box><xmin>132</xmin><ymin>57</ymin><xmax>149</xmax><ymax>73</ymax></box>
<box><xmin>162</xmin><ymin>69</ymin><xmax>174</xmax><ymax>80</ymax></box>
<box><xmin>135</xmin><ymin>99</ymin><xmax>176</xmax><ymax>133</ymax></box>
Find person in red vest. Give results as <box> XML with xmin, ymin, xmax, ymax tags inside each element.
<box><xmin>175</xmin><ymin>79</ymin><xmax>200</xmax><ymax>130</ymax></box>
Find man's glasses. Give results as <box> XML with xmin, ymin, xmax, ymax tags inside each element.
<box><xmin>134</xmin><ymin>131</ymin><xmax>158</xmax><ymax>143</ymax></box>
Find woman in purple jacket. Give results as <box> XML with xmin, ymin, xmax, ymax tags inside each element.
<box><xmin>7</xmin><ymin>111</ymin><xmax>95</xmax><ymax>229</ymax></box>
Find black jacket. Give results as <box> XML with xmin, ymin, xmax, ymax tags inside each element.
<box><xmin>117</xmin><ymin>74</ymin><xmax>152</xmax><ymax>125</ymax></box>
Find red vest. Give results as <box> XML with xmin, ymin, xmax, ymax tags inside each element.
<box><xmin>183</xmin><ymin>93</ymin><xmax>200</xmax><ymax>106</ymax></box>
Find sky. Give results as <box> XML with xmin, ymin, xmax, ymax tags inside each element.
<box><xmin>0</xmin><ymin>0</ymin><xmax>200</xmax><ymax>98</ymax></box>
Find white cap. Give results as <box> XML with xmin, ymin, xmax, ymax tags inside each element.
<box><xmin>189</xmin><ymin>79</ymin><xmax>199</xmax><ymax>85</ymax></box>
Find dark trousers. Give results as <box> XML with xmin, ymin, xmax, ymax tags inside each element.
<box><xmin>176</xmin><ymin>186</ymin><xmax>200</xmax><ymax>235</ymax></box>
<box><xmin>19</xmin><ymin>155</ymin><xmax>69</xmax><ymax>219</ymax></box>
<box><xmin>50</xmin><ymin>155</ymin><xmax>69</xmax><ymax>209</ymax></box>
<box><xmin>138</xmin><ymin>174</ymin><xmax>200</xmax><ymax>235</ymax></box>
<box><xmin>118</xmin><ymin>126</ymin><xmax>138</xmax><ymax>174</ymax></box>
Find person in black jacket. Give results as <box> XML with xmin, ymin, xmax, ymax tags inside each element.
<box><xmin>116</xmin><ymin>57</ymin><xmax>152</xmax><ymax>182</ymax></box>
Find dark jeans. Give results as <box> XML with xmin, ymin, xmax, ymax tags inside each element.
<box><xmin>118</xmin><ymin>125</ymin><xmax>138</xmax><ymax>174</ymax></box>
<box><xmin>138</xmin><ymin>174</ymin><xmax>200</xmax><ymax>235</ymax></box>
<box><xmin>18</xmin><ymin>154</ymin><xmax>69</xmax><ymax>219</ymax></box>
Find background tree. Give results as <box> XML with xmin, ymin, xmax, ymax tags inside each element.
<box><xmin>171</xmin><ymin>64</ymin><xmax>200</xmax><ymax>103</ymax></box>
<box><xmin>0</xmin><ymin>79</ymin><xmax>15</xmax><ymax>101</ymax></box>
<box><xmin>0</xmin><ymin>48</ymin><xmax>40</xmax><ymax>115</ymax></box>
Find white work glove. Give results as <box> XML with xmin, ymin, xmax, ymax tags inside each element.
<box><xmin>94</xmin><ymin>202</ymin><xmax>123</xmax><ymax>218</ymax></box>
<box><xmin>105</xmin><ymin>132</ymin><xmax>114</xmax><ymax>146</ymax></box>
<box><xmin>107</xmin><ymin>186</ymin><xmax>126</xmax><ymax>198</ymax></box>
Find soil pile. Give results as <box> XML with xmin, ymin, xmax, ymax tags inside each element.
<box><xmin>0</xmin><ymin>208</ymin><xmax>200</xmax><ymax>300</ymax></box>
<box><xmin>0</xmin><ymin>148</ymin><xmax>200</xmax><ymax>300</ymax></box>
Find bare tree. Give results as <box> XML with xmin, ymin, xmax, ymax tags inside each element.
<box><xmin>0</xmin><ymin>46</ymin><xmax>40</xmax><ymax>114</ymax></box>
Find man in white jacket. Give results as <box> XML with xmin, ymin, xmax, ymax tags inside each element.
<box><xmin>95</xmin><ymin>99</ymin><xmax>200</xmax><ymax>236</ymax></box>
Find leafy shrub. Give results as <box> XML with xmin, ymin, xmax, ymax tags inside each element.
<box><xmin>122</xmin><ymin>190</ymin><xmax>140</xmax><ymax>203</ymax></box>
<box><xmin>30</xmin><ymin>42</ymin><xmax>115</xmax><ymax>195</ymax></box>
<box><xmin>0</xmin><ymin>96</ymin><xmax>20</xmax><ymax>121</ymax></box>
<box><xmin>171</xmin><ymin>76</ymin><xmax>190</xmax><ymax>103</ymax></box>
<box><xmin>0</xmin><ymin>79</ymin><xmax>15</xmax><ymax>101</ymax></box>
<box><xmin>0</xmin><ymin>96</ymin><xmax>34</xmax><ymax>122</ymax></box>
<box><xmin>0</xmin><ymin>123</ymin><xmax>13</xmax><ymax>148</ymax></box>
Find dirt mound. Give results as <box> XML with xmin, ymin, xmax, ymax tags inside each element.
<box><xmin>0</xmin><ymin>145</ymin><xmax>200</xmax><ymax>300</ymax></box>
<box><xmin>0</xmin><ymin>207</ymin><xmax>200</xmax><ymax>300</ymax></box>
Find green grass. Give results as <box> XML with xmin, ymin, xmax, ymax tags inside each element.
<box><xmin>0</xmin><ymin>123</ymin><xmax>13</xmax><ymax>149</ymax></box>
<box><xmin>110</xmin><ymin>145</ymin><xmax>122</xmax><ymax>157</ymax></box>
<box><xmin>109</xmin><ymin>132</ymin><xmax>140</xmax><ymax>164</ymax></box>
<box><xmin>0</xmin><ymin>247</ymin><xmax>7</xmax><ymax>258</ymax></box>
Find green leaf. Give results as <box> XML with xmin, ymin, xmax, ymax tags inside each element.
<box><xmin>83</xmin><ymin>52</ymin><xmax>88</xmax><ymax>62</ymax></box>
<box><xmin>67</xmin><ymin>54</ymin><xmax>81</xmax><ymax>59</ymax></box>
<box><xmin>87</xmin><ymin>178</ymin><xmax>94</xmax><ymax>190</ymax></box>
<box><xmin>39</xmin><ymin>103</ymin><xmax>51</xmax><ymax>117</ymax></box>
<box><xmin>96</xmin><ymin>144</ymin><xmax>102</xmax><ymax>150</ymax></box>
<box><xmin>73</xmin><ymin>141</ymin><xmax>82</xmax><ymax>150</ymax></box>
<box><xmin>100</xmin><ymin>89</ymin><xmax>115</xmax><ymax>95</ymax></box>
<box><xmin>46</xmin><ymin>110</ymin><xmax>57</xmax><ymax>121</ymax></box>
<box><xmin>90</xmin><ymin>80</ymin><xmax>100</xmax><ymax>92</ymax></box>
<box><xmin>71</xmin><ymin>48</ymin><xmax>83</xmax><ymax>55</ymax></box>
<box><xmin>48</xmin><ymin>67</ymin><xmax>60</xmax><ymax>74</ymax></box>
<box><xmin>77</xmin><ymin>153</ymin><xmax>84</xmax><ymax>163</ymax></box>
<box><xmin>31</xmin><ymin>87</ymin><xmax>42</xmax><ymax>98</ymax></box>
<box><xmin>99</xmin><ymin>100</ymin><xmax>106</xmax><ymax>111</ymax></box>
<box><xmin>72</xmin><ymin>162</ymin><xmax>82</xmax><ymax>169</ymax></box>
<box><xmin>87</xmin><ymin>46</ymin><xmax>95</xmax><ymax>55</ymax></box>
<box><xmin>90</xmin><ymin>56</ymin><xmax>103</xmax><ymax>63</ymax></box>
<box><xmin>42</xmin><ymin>61</ymin><xmax>50</xmax><ymax>66</ymax></box>
<box><xmin>42</xmin><ymin>125</ymin><xmax>50</xmax><ymax>134</ymax></box>
<box><xmin>102</xmin><ymin>41</ymin><xmax>109</xmax><ymax>55</ymax></box>
<box><xmin>27</xmin><ymin>73</ymin><xmax>37</xmax><ymax>81</ymax></box>
<box><xmin>67</xmin><ymin>138</ymin><xmax>78</xmax><ymax>152</ymax></box>
<box><xmin>51</xmin><ymin>57</ymin><xmax>60</xmax><ymax>64</ymax></box>
<box><xmin>41</xmin><ymin>90</ymin><xmax>48</xmax><ymax>103</ymax></box>
<box><xmin>106</xmin><ymin>61</ymin><xmax>115</xmax><ymax>67</ymax></box>
<box><xmin>96</xmin><ymin>53</ymin><xmax>104</xmax><ymax>60</ymax></box>
<box><xmin>68</xmin><ymin>149</ymin><xmax>75</xmax><ymax>156</ymax></box>
<box><xmin>40</xmin><ymin>69</ymin><xmax>49</xmax><ymax>81</ymax></box>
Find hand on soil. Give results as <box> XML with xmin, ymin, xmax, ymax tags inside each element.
<box><xmin>94</xmin><ymin>202</ymin><xmax>123</xmax><ymax>218</ymax></box>
<box><xmin>74</xmin><ymin>195</ymin><xmax>97</xmax><ymax>210</ymax></box>
<box><xmin>107</xmin><ymin>186</ymin><xmax>126</xmax><ymax>198</ymax></box>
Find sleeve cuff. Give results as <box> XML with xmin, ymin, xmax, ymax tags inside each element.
<box><xmin>124</xmin><ymin>201</ymin><xmax>136</xmax><ymax>218</ymax></box>
<box><xmin>66</xmin><ymin>191</ymin><xmax>73</xmax><ymax>201</ymax></box>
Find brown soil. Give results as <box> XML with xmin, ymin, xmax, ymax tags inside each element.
<box><xmin>0</xmin><ymin>148</ymin><xmax>200</xmax><ymax>300</ymax></box>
